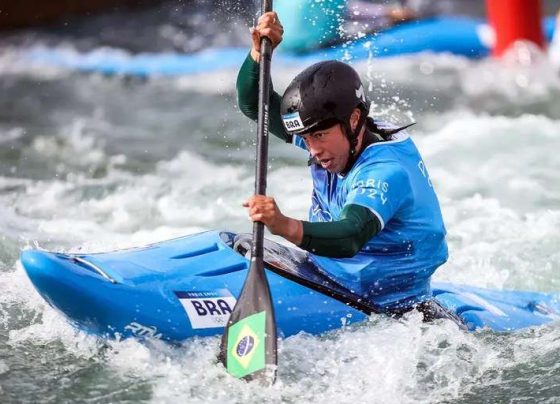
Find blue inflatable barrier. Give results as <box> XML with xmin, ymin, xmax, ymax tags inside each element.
<box><xmin>22</xmin><ymin>17</ymin><xmax>556</xmax><ymax>77</ymax></box>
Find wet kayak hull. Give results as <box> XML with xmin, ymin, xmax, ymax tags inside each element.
<box><xmin>19</xmin><ymin>230</ymin><xmax>560</xmax><ymax>341</ymax></box>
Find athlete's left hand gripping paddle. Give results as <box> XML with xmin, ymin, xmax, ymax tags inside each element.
<box><xmin>218</xmin><ymin>0</ymin><xmax>277</xmax><ymax>385</ymax></box>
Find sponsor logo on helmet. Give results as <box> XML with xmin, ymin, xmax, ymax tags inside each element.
<box><xmin>282</xmin><ymin>112</ymin><xmax>304</xmax><ymax>132</ymax></box>
<box><xmin>355</xmin><ymin>85</ymin><xmax>366</xmax><ymax>103</ymax></box>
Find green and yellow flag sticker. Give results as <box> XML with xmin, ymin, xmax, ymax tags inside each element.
<box><xmin>226</xmin><ymin>311</ymin><xmax>266</xmax><ymax>378</ymax></box>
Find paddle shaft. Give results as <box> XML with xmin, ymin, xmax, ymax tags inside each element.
<box><xmin>251</xmin><ymin>0</ymin><xmax>273</xmax><ymax>259</ymax></box>
<box><xmin>219</xmin><ymin>0</ymin><xmax>277</xmax><ymax>383</ymax></box>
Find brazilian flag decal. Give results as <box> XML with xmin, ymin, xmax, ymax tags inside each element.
<box><xmin>226</xmin><ymin>311</ymin><xmax>266</xmax><ymax>378</ymax></box>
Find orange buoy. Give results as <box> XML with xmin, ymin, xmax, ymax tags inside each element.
<box><xmin>486</xmin><ymin>0</ymin><xmax>545</xmax><ymax>57</ymax></box>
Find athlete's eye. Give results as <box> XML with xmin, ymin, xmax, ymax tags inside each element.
<box><xmin>302</xmin><ymin>132</ymin><xmax>325</xmax><ymax>145</ymax></box>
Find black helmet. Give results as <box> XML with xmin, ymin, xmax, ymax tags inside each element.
<box><xmin>280</xmin><ymin>60</ymin><xmax>370</xmax><ymax>136</ymax></box>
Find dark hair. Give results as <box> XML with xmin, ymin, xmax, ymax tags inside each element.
<box><xmin>367</xmin><ymin>117</ymin><xmax>415</xmax><ymax>141</ymax></box>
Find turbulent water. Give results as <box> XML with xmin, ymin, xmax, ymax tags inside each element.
<box><xmin>1</xmin><ymin>2</ymin><xmax>560</xmax><ymax>403</ymax></box>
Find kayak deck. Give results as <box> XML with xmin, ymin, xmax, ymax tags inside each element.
<box><xmin>20</xmin><ymin>230</ymin><xmax>560</xmax><ymax>341</ymax></box>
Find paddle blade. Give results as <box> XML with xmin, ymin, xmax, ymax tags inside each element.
<box><xmin>219</xmin><ymin>256</ymin><xmax>277</xmax><ymax>384</ymax></box>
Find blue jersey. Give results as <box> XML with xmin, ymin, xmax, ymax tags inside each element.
<box><xmin>293</xmin><ymin>128</ymin><xmax>448</xmax><ymax>310</ymax></box>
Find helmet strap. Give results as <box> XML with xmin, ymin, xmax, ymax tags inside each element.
<box><xmin>341</xmin><ymin>111</ymin><xmax>368</xmax><ymax>175</ymax></box>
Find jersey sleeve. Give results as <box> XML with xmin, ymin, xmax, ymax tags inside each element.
<box><xmin>299</xmin><ymin>204</ymin><xmax>381</xmax><ymax>258</ymax></box>
<box><xmin>345</xmin><ymin>162</ymin><xmax>410</xmax><ymax>229</ymax></box>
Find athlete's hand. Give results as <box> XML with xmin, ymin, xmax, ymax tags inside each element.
<box><xmin>243</xmin><ymin>195</ymin><xmax>303</xmax><ymax>245</ymax></box>
<box><xmin>250</xmin><ymin>11</ymin><xmax>284</xmax><ymax>62</ymax></box>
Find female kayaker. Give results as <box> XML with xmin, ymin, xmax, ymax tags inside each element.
<box><xmin>238</xmin><ymin>12</ymin><xmax>450</xmax><ymax>315</ymax></box>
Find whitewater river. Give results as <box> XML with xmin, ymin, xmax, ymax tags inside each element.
<box><xmin>1</xmin><ymin>4</ymin><xmax>560</xmax><ymax>403</ymax></box>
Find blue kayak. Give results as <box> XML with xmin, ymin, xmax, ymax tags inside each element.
<box><xmin>21</xmin><ymin>17</ymin><xmax>557</xmax><ymax>77</ymax></box>
<box><xmin>20</xmin><ymin>230</ymin><xmax>560</xmax><ymax>341</ymax></box>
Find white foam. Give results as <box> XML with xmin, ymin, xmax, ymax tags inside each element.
<box><xmin>416</xmin><ymin>113</ymin><xmax>560</xmax><ymax>210</ymax></box>
<box><xmin>73</xmin><ymin>314</ymin><xmax>504</xmax><ymax>404</ymax></box>
<box><xmin>2</xmin><ymin>37</ymin><xmax>560</xmax><ymax>402</ymax></box>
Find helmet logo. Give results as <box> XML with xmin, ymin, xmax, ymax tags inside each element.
<box><xmin>355</xmin><ymin>85</ymin><xmax>366</xmax><ymax>103</ymax></box>
<box><xmin>282</xmin><ymin>112</ymin><xmax>304</xmax><ymax>133</ymax></box>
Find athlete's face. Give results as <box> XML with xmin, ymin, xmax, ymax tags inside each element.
<box><xmin>301</xmin><ymin>109</ymin><xmax>362</xmax><ymax>174</ymax></box>
<box><xmin>301</xmin><ymin>124</ymin><xmax>349</xmax><ymax>173</ymax></box>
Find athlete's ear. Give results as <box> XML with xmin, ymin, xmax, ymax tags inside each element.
<box><xmin>350</xmin><ymin>108</ymin><xmax>361</xmax><ymax>131</ymax></box>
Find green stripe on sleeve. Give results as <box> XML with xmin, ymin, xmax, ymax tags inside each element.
<box><xmin>236</xmin><ymin>53</ymin><xmax>291</xmax><ymax>142</ymax></box>
<box><xmin>300</xmin><ymin>204</ymin><xmax>381</xmax><ymax>258</ymax></box>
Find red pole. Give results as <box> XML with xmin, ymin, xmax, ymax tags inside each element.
<box><xmin>486</xmin><ymin>0</ymin><xmax>545</xmax><ymax>57</ymax></box>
